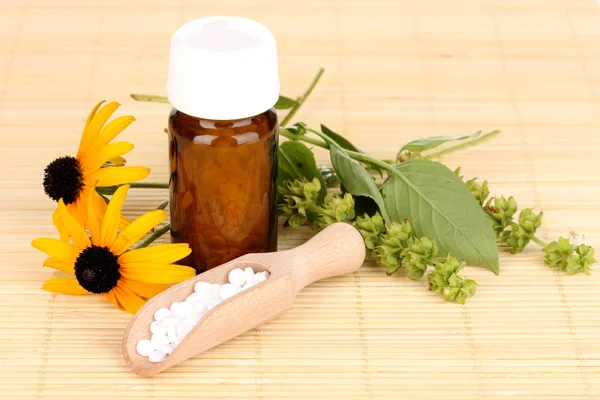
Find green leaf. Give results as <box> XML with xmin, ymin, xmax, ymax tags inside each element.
<box><xmin>130</xmin><ymin>94</ymin><xmax>170</xmax><ymax>103</ymax></box>
<box><xmin>95</xmin><ymin>185</ymin><xmax>119</xmax><ymax>196</ymax></box>
<box><xmin>278</xmin><ymin>141</ymin><xmax>327</xmax><ymax>202</ymax></box>
<box><xmin>329</xmin><ymin>143</ymin><xmax>391</xmax><ymax>223</ymax></box>
<box><xmin>274</xmin><ymin>95</ymin><xmax>298</xmax><ymax>110</ymax></box>
<box><xmin>321</xmin><ymin>124</ymin><xmax>361</xmax><ymax>152</ymax></box>
<box><xmin>381</xmin><ymin>159</ymin><xmax>499</xmax><ymax>274</ymax></box>
<box><xmin>400</xmin><ymin>131</ymin><xmax>481</xmax><ymax>153</ymax></box>
<box><xmin>98</xmin><ymin>193</ymin><xmax>110</xmax><ymax>205</ymax></box>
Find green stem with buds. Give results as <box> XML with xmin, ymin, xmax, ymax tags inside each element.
<box><xmin>133</xmin><ymin>224</ymin><xmax>171</xmax><ymax>249</ymax></box>
<box><xmin>530</xmin><ymin>235</ymin><xmax>549</xmax><ymax>248</ymax></box>
<box><xmin>280</xmin><ymin>68</ymin><xmax>325</xmax><ymax>127</ymax></box>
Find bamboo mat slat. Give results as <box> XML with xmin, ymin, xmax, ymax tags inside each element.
<box><xmin>1</xmin><ymin>0</ymin><xmax>600</xmax><ymax>399</ymax></box>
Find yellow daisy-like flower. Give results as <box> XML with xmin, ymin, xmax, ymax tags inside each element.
<box><xmin>43</xmin><ymin>101</ymin><xmax>150</xmax><ymax>239</ymax></box>
<box><xmin>32</xmin><ymin>185</ymin><xmax>195</xmax><ymax>314</ymax></box>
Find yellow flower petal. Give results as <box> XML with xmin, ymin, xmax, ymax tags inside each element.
<box><xmin>119</xmin><ymin>243</ymin><xmax>191</xmax><ymax>265</ymax></box>
<box><xmin>119</xmin><ymin>278</ymin><xmax>169</xmax><ymax>300</ymax></box>
<box><xmin>43</xmin><ymin>257</ymin><xmax>75</xmax><ymax>275</ymax></box>
<box><xmin>120</xmin><ymin>213</ymin><xmax>132</xmax><ymax>229</ymax></box>
<box><xmin>100</xmin><ymin>184</ymin><xmax>129</xmax><ymax>247</ymax></box>
<box><xmin>120</xmin><ymin>263</ymin><xmax>196</xmax><ymax>284</ymax></box>
<box><xmin>111</xmin><ymin>210</ymin><xmax>168</xmax><ymax>255</ymax></box>
<box><xmin>87</xmin><ymin>187</ymin><xmax>130</xmax><ymax>246</ymax></box>
<box><xmin>57</xmin><ymin>199</ymin><xmax>91</xmax><ymax>250</ymax></box>
<box><xmin>42</xmin><ymin>278</ymin><xmax>89</xmax><ymax>295</ymax></box>
<box><xmin>85</xmin><ymin>101</ymin><xmax>105</xmax><ymax>129</ymax></box>
<box><xmin>85</xmin><ymin>116</ymin><xmax>135</xmax><ymax>158</ymax></box>
<box><xmin>87</xmin><ymin>188</ymin><xmax>102</xmax><ymax>245</ymax></box>
<box><xmin>77</xmin><ymin>102</ymin><xmax>120</xmax><ymax>158</ymax></box>
<box><xmin>113</xmin><ymin>283</ymin><xmax>146</xmax><ymax>314</ymax></box>
<box><xmin>56</xmin><ymin>188</ymin><xmax>88</xmax><ymax>242</ymax></box>
<box><xmin>77</xmin><ymin>100</ymin><xmax>105</xmax><ymax>155</ymax></box>
<box><xmin>32</xmin><ymin>238</ymin><xmax>80</xmax><ymax>264</ymax></box>
<box><xmin>109</xmin><ymin>156</ymin><xmax>126</xmax><ymax>166</ymax></box>
<box><xmin>80</xmin><ymin>141</ymin><xmax>134</xmax><ymax>175</ymax></box>
<box><xmin>84</xmin><ymin>166</ymin><xmax>150</xmax><ymax>187</ymax></box>
<box><xmin>52</xmin><ymin>208</ymin><xmax>70</xmax><ymax>242</ymax></box>
<box><xmin>104</xmin><ymin>289</ymin><xmax>124</xmax><ymax>311</ymax></box>
<box><xmin>66</xmin><ymin>191</ymin><xmax>87</xmax><ymax>228</ymax></box>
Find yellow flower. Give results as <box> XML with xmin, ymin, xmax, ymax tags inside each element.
<box><xmin>32</xmin><ymin>185</ymin><xmax>195</xmax><ymax>314</ymax></box>
<box><xmin>43</xmin><ymin>101</ymin><xmax>150</xmax><ymax>239</ymax></box>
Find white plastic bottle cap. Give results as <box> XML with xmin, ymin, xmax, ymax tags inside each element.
<box><xmin>167</xmin><ymin>16</ymin><xmax>280</xmax><ymax>120</ymax></box>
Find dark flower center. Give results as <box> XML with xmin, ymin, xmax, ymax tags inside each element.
<box><xmin>74</xmin><ymin>246</ymin><xmax>121</xmax><ymax>294</ymax></box>
<box><xmin>43</xmin><ymin>156</ymin><xmax>84</xmax><ymax>205</ymax></box>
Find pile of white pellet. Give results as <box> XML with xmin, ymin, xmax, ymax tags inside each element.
<box><xmin>136</xmin><ymin>267</ymin><xmax>270</xmax><ymax>362</ymax></box>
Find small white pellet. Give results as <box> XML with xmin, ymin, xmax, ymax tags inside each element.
<box><xmin>187</xmin><ymin>311</ymin><xmax>204</xmax><ymax>326</ymax></box>
<box><xmin>228</xmin><ymin>268</ymin><xmax>246</xmax><ymax>287</ymax></box>
<box><xmin>167</xmin><ymin>325</ymin><xmax>177</xmax><ymax>345</ymax></box>
<box><xmin>169</xmin><ymin>301</ymin><xmax>184</xmax><ymax>315</ymax></box>
<box><xmin>176</xmin><ymin>320</ymin><xmax>193</xmax><ymax>338</ymax></box>
<box><xmin>210</xmin><ymin>284</ymin><xmax>221</xmax><ymax>299</ymax></box>
<box><xmin>191</xmin><ymin>301</ymin><xmax>207</xmax><ymax>314</ymax></box>
<box><xmin>185</xmin><ymin>292</ymin><xmax>202</xmax><ymax>303</ymax></box>
<box><xmin>254</xmin><ymin>271</ymin><xmax>269</xmax><ymax>284</ymax></box>
<box><xmin>194</xmin><ymin>281</ymin><xmax>211</xmax><ymax>293</ymax></box>
<box><xmin>160</xmin><ymin>345</ymin><xmax>174</xmax><ymax>355</ymax></box>
<box><xmin>163</xmin><ymin>314</ymin><xmax>183</xmax><ymax>327</ymax></box>
<box><xmin>136</xmin><ymin>339</ymin><xmax>153</xmax><ymax>357</ymax></box>
<box><xmin>150</xmin><ymin>320</ymin><xmax>167</xmax><ymax>336</ymax></box>
<box><xmin>150</xmin><ymin>333</ymin><xmax>169</xmax><ymax>348</ymax></box>
<box><xmin>175</xmin><ymin>301</ymin><xmax>194</xmax><ymax>318</ymax></box>
<box><xmin>242</xmin><ymin>281</ymin><xmax>254</xmax><ymax>290</ymax></box>
<box><xmin>219</xmin><ymin>283</ymin><xmax>239</xmax><ymax>300</ymax></box>
<box><xmin>244</xmin><ymin>267</ymin><xmax>255</xmax><ymax>284</ymax></box>
<box><xmin>148</xmin><ymin>350</ymin><xmax>166</xmax><ymax>363</ymax></box>
<box><xmin>153</xmin><ymin>307</ymin><xmax>171</xmax><ymax>321</ymax></box>
<box><xmin>194</xmin><ymin>289</ymin><xmax>212</xmax><ymax>303</ymax></box>
<box><xmin>207</xmin><ymin>298</ymin><xmax>221</xmax><ymax>310</ymax></box>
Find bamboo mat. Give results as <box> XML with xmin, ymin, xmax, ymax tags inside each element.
<box><xmin>1</xmin><ymin>0</ymin><xmax>600</xmax><ymax>399</ymax></box>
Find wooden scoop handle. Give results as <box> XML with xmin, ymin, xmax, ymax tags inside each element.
<box><xmin>288</xmin><ymin>223</ymin><xmax>366</xmax><ymax>292</ymax></box>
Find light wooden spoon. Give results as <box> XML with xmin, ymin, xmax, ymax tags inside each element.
<box><xmin>123</xmin><ymin>222</ymin><xmax>366</xmax><ymax>376</ymax></box>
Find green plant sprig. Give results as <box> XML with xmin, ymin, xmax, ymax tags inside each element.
<box><xmin>131</xmin><ymin>67</ymin><xmax>596</xmax><ymax>302</ymax></box>
<box><xmin>458</xmin><ymin>175</ymin><xmax>596</xmax><ymax>274</ymax></box>
<box><xmin>279</xmin><ymin>179</ymin><xmax>478</xmax><ymax>303</ymax></box>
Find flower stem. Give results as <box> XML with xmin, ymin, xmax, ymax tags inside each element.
<box><xmin>306</xmin><ymin>127</ymin><xmax>395</xmax><ymax>173</ymax></box>
<box><xmin>425</xmin><ymin>130</ymin><xmax>501</xmax><ymax>159</ymax></box>
<box><xmin>134</xmin><ymin>224</ymin><xmax>171</xmax><ymax>249</ymax></box>
<box><xmin>530</xmin><ymin>235</ymin><xmax>549</xmax><ymax>248</ymax></box>
<box><xmin>280</xmin><ymin>68</ymin><xmax>325</xmax><ymax>127</ymax></box>
<box><xmin>130</xmin><ymin>94</ymin><xmax>170</xmax><ymax>103</ymax></box>
<box><xmin>149</xmin><ymin>201</ymin><xmax>169</xmax><ymax>233</ymax></box>
<box><xmin>280</xmin><ymin>128</ymin><xmax>329</xmax><ymax>148</ymax></box>
<box><xmin>129</xmin><ymin>182</ymin><xmax>169</xmax><ymax>189</ymax></box>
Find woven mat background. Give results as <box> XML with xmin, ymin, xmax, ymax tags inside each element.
<box><xmin>1</xmin><ymin>0</ymin><xmax>600</xmax><ymax>399</ymax></box>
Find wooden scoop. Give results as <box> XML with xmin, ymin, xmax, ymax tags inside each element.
<box><xmin>123</xmin><ymin>222</ymin><xmax>366</xmax><ymax>376</ymax></box>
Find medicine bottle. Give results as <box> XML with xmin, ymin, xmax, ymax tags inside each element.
<box><xmin>167</xmin><ymin>17</ymin><xmax>279</xmax><ymax>273</ymax></box>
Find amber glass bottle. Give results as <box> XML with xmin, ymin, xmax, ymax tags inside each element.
<box><xmin>166</xmin><ymin>17</ymin><xmax>280</xmax><ymax>273</ymax></box>
<box><xmin>168</xmin><ymin>110</ymin><xmax>278</xmax><ymax>273</ymax></box>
